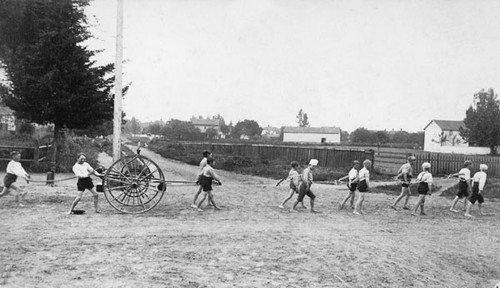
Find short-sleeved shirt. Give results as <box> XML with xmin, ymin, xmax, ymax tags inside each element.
<box><xmin>358</xmin><ymin>167</ymin><xmax>370</xmax><ymax>184</ymax></box>
<box><xmin>399</xmin><ymin>163</ymin><xmax>413</xmax><ymax>178</ymax></box>
<box><xmin>458</xmin><ymin>168</ymin><xmax>471</xmax><ymax>182</ymax></box>
<box><xmin>6</xmin><ymin>160</ymin><xmax>29</xmax><ymax>179</ymax></box>
<box><xmin>472</xmin><ymin>171</ymin><xmax>487</xmax><ymax>190</ymax></box>
<box><xmin>348</xmin><ymin>168</ymin><xmax>358</xmax><ymax>185</ymax></box>
<box><xmin>288</xmin><ymin>169</ymin><xmax>301</xmax><ymax>188</ymax></box>
<box><xmin>73</xmin><ymin>162</ymin><xmax>94</xmax><ymax>178</ymax></box>
<box><xmin>417</xmin><ymin>171</ymin><xmax>433</xmax><ymax>184</ymax></box>
<box><xmin>301</xmin><ymin>167</ymin><xmax>313</xmax><ymax>185</ymax></box>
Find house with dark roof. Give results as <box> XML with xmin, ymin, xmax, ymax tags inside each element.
<box><xmin>423</xmin><ymin>120</ymin><xmax>489</xmax><ymax>154</ymax></box>
<box><xmin>190</xmin><ymin>117</ymin><xmax>226</xmax><ymax>139</ymax></box>
<box><xmin>283</xmin><ymin>126</ymin><xmax>341</xmax><ymax>144</ymax></box>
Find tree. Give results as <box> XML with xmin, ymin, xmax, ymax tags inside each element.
<box><xmin>231</xmin><ymin>120</ymin><xmax>262</xmax><ymax>139</ymax></box>
<box><xmin>213</xmin><ymin>114</ymin><xmax>230</xmax><ymax>135</ymax></box>
<box><xmin>146</xmin><ymin>122</ymin><xmax>163</xmax><ymax>135</ymax></box>
<box><xmin>296</xmin><ymin>109</ymin><xmax>309</xmax><ymax>127</ymax></box>
<box><xmin>350</xmin><ymin>128</ymin><xmax>376</xmax><ymax>143</ymax></box>
<box><xmin>0</xmin><ymin>0</ymin><xmax>122</xmax><ymax>141</ymax></box>
<box><xmin>460</xmin><ymin>88</ymin><xmax>500</xmax><ymax>154</ymax></box>
<box><xmin>161</xmin><ymin>119</ymin><xmax>204</xmax><ymax>140</ymax></box>
<box><xmin>375</xmin><ymin>131</ymin><xmax>389</xmax><ymax>144</ymax></box>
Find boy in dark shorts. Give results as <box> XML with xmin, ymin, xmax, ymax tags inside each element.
<box><xmin>465</xmin><ymin>164</ymin><xmax>488</xmax><ymax>217</ymax></box>
<box><xmin>353</xmin><ymin>159</ymin><xmax>371</xmax><ymax>215</ymax></box>
<box><xmin>449</xmin><ymin>160</ymin><xmax>472</xmax><ymax>213</ymax></box>
<box><xmin>196</xmin><ymin>157</ymin><xmax>222</xmax><ymax>212</ymax></box>
<box><xmin>292</xmin><ymin>159</ymin><xmax>319</xmax><ymax>213</ymax></box>
<box><xmin>338</xmin><ymin>160</ymin><xmax>359</xmax><ymax>210</ymax></box>
<box><xmin>391</xmin><ymin>156</ymin><xmax>416</xmax><ymax>210</ymax></box>
<box><xmin>68</xmin><ymin>153</ymin><xmax>103</xmax><ymax>214</ymax></box>
<box><xmin>191</xmin><ymin>150</ymin><xmax>212</xmax><ymax>208</ymax></box>
<box><xmin>279</xmin><ymin>161</ymin><xmax>304</xmax><ymax>209</ymax></box>
<box><xmin>412</xmin><ymin>162</ymin><xmax>433</xmax><ymax>216</ymax></box>
<box><xmin>0</xmin><ymin>151</ymin><xmax>30</xmax><ymax>206</ymax></box>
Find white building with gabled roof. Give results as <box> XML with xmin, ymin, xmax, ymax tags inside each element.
<box><xmin>283</xmin><ymin>126</ymin><xmax>341</xmax><ymax>143</ymax></box>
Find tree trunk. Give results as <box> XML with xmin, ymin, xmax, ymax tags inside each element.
<box><xmin>50</xmin><ymin>124</ymin><xmax>62</xmax><ymax>172</ymax></box>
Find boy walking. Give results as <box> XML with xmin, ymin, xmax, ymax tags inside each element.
<box><xmin>191</xmin><ymin>150</ymin><xmax>212</xmax><ymax>208</ymax></box>
<box><xmin>465</xmin><ymin>164</ymin><xmax>488</xmax><ymax>217</ymax></box>
<box><xmin>68</xmin><ymin>153</ymin><xmax>103</xmax><ymax>214</ymax></box>
<box><xmin>292</xmin><ymin>159</ymin><xmax>319</xmax><ymax>213</ymax></box>
<box><xmin>353</xmin><ymin>159</ymin><xmax>371</xmax><ymax>215</ymax></box>
<box><xmin>279</xmin><ymin>161</ymin><xmax>303</xmax><ymax>209</ymax></box>
<box><xmin>196</xmin><ymin>157</ymin><xmax>222</xmax><ymax>212</ymax></box>
<box><xmin>412</xmin><ymin>162</ymin><xmax>433</xmax><ymax>216</ymax></box>
<box><xmin>338</xmin><ymin>160</ymin><xmax>359</xmax><ymax>210</ymax></box>
<box><xmin>0</xmin><ymin>151</ymin><xmax>30</xmax><ymax>206</ymax></box>
<box><xmin>449</xmin><ymin>160</ymin><xmax>473</xmax><ymax>213</ymax></box>
<box><xmin>391</xmin><ymin>156</ymin><xmax>416</xmax><ymax>210</ymax></box>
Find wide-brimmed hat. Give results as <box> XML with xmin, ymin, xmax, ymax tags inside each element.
<box><xmin>309</xmin><ymin>159</ymin><xmax>319</xmax><ymax>166</ymax></box>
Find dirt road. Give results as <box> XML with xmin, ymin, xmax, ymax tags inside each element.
<box><xmin>1</xmin><ymin>148</ymin><xmax>499</xmax><ymax>287</ymax></box>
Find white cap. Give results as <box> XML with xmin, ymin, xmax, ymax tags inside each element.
<box><xmin>309</xmin><ymin>159</ymin><xmax>319</xmax><ymax>166</ymax></box>
<box><xmin>422</xmin><ymin>162</ymin><xmax>431</xmax><ymax>169</ymax></box>
<box><xmin>480</xmin><ymin>164</ymin><xmax>488</xmax><ymax>171</ymax></box>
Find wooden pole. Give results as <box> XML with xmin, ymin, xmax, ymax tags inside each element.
<box><xmin>113</xmin><ymin>0</ymin><xmax>124</xmax><ymax>161</ymax></box>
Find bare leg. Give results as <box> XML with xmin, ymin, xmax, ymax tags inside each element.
<box><xmin>450</xmin><ymin>196</ymin><xmax>460</xmax><ymax>212</ymax></box>
<box><xmin>350</xmin><ymin>191</ymin><xmax>355</xmax><ymax>208</ymax></box>
<box><xmin>292</xmin><ymin>200</ymin><xmax>300</xmax><ymax>211</ymax></box>
<box><xmin>391</xmin><ymin>187</ymin><xmax>408</xmax><ymax>209</ymax></box>
<box><xmin>354</xmin><ymin>193</ymin><xmax>365</xmax><ymax>215</ymax></box>
<box><xmin>208</xmin><ymin>192</ymin><xmax>220</xmax><ymax>210</ymax></box>
<box><xmin>464</xmin><ymin>201</ymin><xmax>473</xmax><ymax>217</ymax></box>
<box><xmin>280</xmin><ymin>189</ymin><xmax>295</xmax><ymax>208</ymax></box>
<box><xmin>340</xmin><ymin>192</ymin><xmax>351</xmax><ymax>209</ymax></box>
<box><xmin>403</xmin><ymin>193</ymin><xmax>411</xmax><ymax>209</ymax></box>
<box><xmin>90</xmin><ymin>189</ymin><xmax>99</xmax><ymax>213</ymax></box>
<box><xmin>192</xmin><ymin>186</ymin><xmax>203</xmax><ymax>207</ymax></box>
<box><xmin>0</xmin><ymin>186</ymin><xmax>11</xmax><ymax>198</ymax></box>
<box><xmin>478</xmin><ymin>203</ymin><xmax>483</xmax><ymax>215</ymax></box>
<box><xmin>412</xmin><ymin>195</ymin><xmax>424</xmax><ymax>216</ymax></box>
<box><xmin>197</xmin><ymin>192</ymin><xmax>208</xmax><ymax>211</ymax></box>
<box><xmin>68</xmin><ymin>191</ymin><xmax>84</xmax><ymax>214</ymax></box>
<box><xmin>310</xmin><ymin>197</ymin><xmax>316</xmax><ymax>213</ymax></box>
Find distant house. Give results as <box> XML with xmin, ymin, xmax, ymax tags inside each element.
<box><xmin>283</xmin><ymin>126</ymin><xmax>341</xmax><ymax>144</ymax></box>
<box><xmin>423</xmin><ymin>120</ymin><xmax>489</xmax><ymax>154</ymax></box>
<box><xmin>0</xmin><ymin>105</ymin><xmax>16</xmax><ymax>131</ymax></box>
<box><xmin>261</xmin><ymin>125</ymin><xmax>280</xmax><ymax>138</ymax></box>
<box><xmin>191</xmin><ymin>117</ymin><xmax>225</xmax><ymax>139</ymax></box>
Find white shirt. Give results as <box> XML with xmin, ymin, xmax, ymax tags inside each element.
<box><xmin>198</xmin><ymin>157</ymin><xmax>208</xmax><ymax>174</ymax></box>
<box><xmin>472</xmin><ymin>171</ymin><xmax>487</xmax><ymax>191</ymax></box>
<box><xmin>201</xmin><ymin>165</ymin><xmax>220</xmax><ymax>181</ymax></box>
<box><xmin>301</xmin><ymin>167</ymin><xmax>314</xmax><ymax>185</ymax></box>
<box><xmin>348</xmin><ymin>168</ymin><xmax>359</xmax><ymax>184</ymax></box>
<box><xmin>399</xmin><ymin>162</ymin><xmax>413</xmax><ymax>177</ymax></box>
<box><xmin>358</xmin><ymin>167</ymin><xmax>370</xmax><ymax>185</ymax></box>
<box><xmin>72</xmin><ymin>162</ymin><xmax>94</xmax><ymax>178</ymax></box>
<box><xmin>458</xmin><ymin>168</ymin><xmax>471</xmax><ymax>182</ymax></box>
<box><xmin>6</xmin><ymin>160</ymin><xmax>29</xmax><ymax>179</ymax></box>
<box><xmin>288</xmin><ymin>169</ymin><xmax>301</xmax><ymax>187</ymax></box>
<box><xmin>417</xmin><ymin>171</ymin><xmax>433</xmax><ymax>184</ymax></box>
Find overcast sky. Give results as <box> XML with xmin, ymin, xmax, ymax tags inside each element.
<box><xmin>84</xmin><ymin>0</ymin><xmax>500</xmax><ymax>133</ymax></box>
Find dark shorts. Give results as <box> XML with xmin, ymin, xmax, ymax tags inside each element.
<box><xmin>289</xmin><ymin>182</ymin><xmax>297</xmax><ymax>191</ymax></box>
<box><xmin>457</xmin><ymin>181</ymin><xmax>469</xmax><ymax>198</ymax></box>
<box><xmin>417</xmin><ymin>182</ymin><xmax>429</xmax><ymax>195</ymax></box>
<box><xmin>200</xmin><ymin>175</ymin><xmax>213</xmax><ymax>192</ymax></box>
<box><xmin>357</xmin><ymin>180</ymin><xmax>368</xmax><ymax>192</ymax></box>
<box><xmin>3</xmin><ymin>173</ymin><xmax>17</xmax><ymax>188</ymax></box>
<box><xmin>297</xmin><ymin>183</ymin><xmax>315</xmax><ymax>202</ymax></box>
<box><xmin>347</xmin><ymin>182</ymin><xmax>357</xmax><ymax>192</ymax></box>
<box><xmin>401</xmin><ymin>175</ymin><xmax>412</xmax><ymax>188</ymax></box>
<box><xmin>77</xmin><ymin>177</ymin><xmax>94</xmax><ymax>191</ymax></box>
<box><xmin>469</xmin><ymin>182</ymin><xmax>484</xmax><ymax>204</ymax></box>
<box><xmin>401</xmin><ymin>182</ymin><xmax>410</xmax><ymax>188</ymax></box>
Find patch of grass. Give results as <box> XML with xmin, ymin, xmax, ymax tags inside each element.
<box><xmin>370</xmin><ymin>183</ymin><xmax>441</xmax><ymax>196</ymax></box>
<box><xmin>440</xmin><ymin>179</ymin><xmax>500</xmax><ymax>199</ymax></box>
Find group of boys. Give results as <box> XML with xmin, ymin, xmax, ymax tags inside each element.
<box><xmin>0</xmin><ymin>150</ymin><xmax>490</xmax><ymax>217</ymax></box>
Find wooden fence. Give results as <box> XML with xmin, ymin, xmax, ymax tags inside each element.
<box><xmin>0</xmin><ymin>144</ymin><xmax>51</xmax><ymax>165</ymax></box>
<box><xmin>180</xmin><ymin>142</ymin><xmax>375</xmax><ymax>169</ymax></box>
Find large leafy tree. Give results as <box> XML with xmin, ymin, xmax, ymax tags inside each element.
<box><xmin>296</xmin><ymin>109</ymin><xmax>309</xmax><ymax>127</ymax></box>
<box><xmin>460</xmin><ymin>88</ymin><xmax>500</xmax><ymax>154</ymax></box>
<box><xmin>161</xmin><ymin>119</ymin><xmax>204</xmax><ymax>141</ymax></box>
<box><xmin>0</xmin><ymin>0</ymin><xmax>119</xmax><ymax>139</ymax></box>
<box><xmin>231</xmin><ymin>119</ymin><xmax>262</xmax><ymax>139</ymax></box>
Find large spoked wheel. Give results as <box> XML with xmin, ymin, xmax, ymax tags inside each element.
<box><xmin>103</xmin><ymin>154</ymin><xmax>166</xmax><ymax>214</ymax></box>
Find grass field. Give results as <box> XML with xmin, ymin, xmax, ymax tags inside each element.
<box><xmin>1</xmin><ymin>149</ymin><xmax>499</xmax><ymax>287</ymax></box>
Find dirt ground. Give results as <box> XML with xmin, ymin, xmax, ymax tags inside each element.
<box><xmin>1</xmin><ymin>148</ymin><xmax>500</xmax><ymax>288</ymax></box>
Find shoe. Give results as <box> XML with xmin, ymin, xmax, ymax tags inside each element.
<box><xmin>18</xmin><ymin>203</ymin><xmax>25</xmax><ymax>207</ymax></box>
<box><xmin>450</xmin><ymin>209</ymin><xmax>460</xmax><ymax>213</ymax></box>
<box><xmin>353</xmin><ymin>211</ymin><xmax>362</xmax><ymax>216</ymax></box>
<box><xmin>464</xmin><ymin>213</ymin><xmax>474</xmax><ymax>218</ymax></box>
<box><xmin>190</xmin><ymin>204</ymin><xmax>198</xmax><ymax>209</ymax></box>
<box><xmin>420</xmin><ymin>212</ymin><xmax>426</xmax><ymax>216</ymax></box>
<box><xmin>350</xmin><ymin>206</ymin><xmax>355</xmax><ymax>210</ymax></box>
<box><xmin>278</xmin><ymin>205</ymin><xmax>284</xmax><ymax>209</ymax></box>
<box><xmin>411</xmin><ymin>213</ymin><xmax>416</xmax><ymax>217</ymax></box>
<box><xmin>197</xmin><ymin>208</ymin><xmax>203</xmax><ymax>212</ymax></box>
<box><xmin>403</xmin><ymin>206</ymin><xmax>410</xmax><ymax>210</ymax></box>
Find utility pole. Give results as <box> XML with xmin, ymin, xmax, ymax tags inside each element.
<box><xmin>113</xmin><ymin>0</ymin><xmax>124</xmax><ymax>161</ymax></box>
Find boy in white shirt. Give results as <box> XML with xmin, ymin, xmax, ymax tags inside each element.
<box><xmin>412</xmin><ymin>162</ymin><xmax>433</xmax><ymax>216</ymax></box>
<box><xmin>448</xmin><ymin>160</ymin><xmax>472</xmax><ymax>213</ymax></box>
<box><xmin>353</xmin><ymin>159</ymin><xmax>371</xmax><ymax>215</ymax></box>
<box><xmin>391</xmin><ymin>156</ymin><xmax>416</xmax><ymax>210</ymax></box>
<box><xmin>292</xmin><ymin>159</ymin><xmax>319</xmax><ymax>213</ymax></box>
<box><xmin>68</xmin><ymin>153</ymin><xmax>103</xmax><ymax>214</ymax></box>
<box><xmin>465</xmin><ymin>164</ymin><xmax>488</xmax><ymax>217</ymax></box>
<box><xmin>196</xmin><ymin>157</ymin><xmax>222</xmax><ymax>212</ymax></box>
<box><xmin>338</xmin><ymin>160</ymin><xmax>359</xmax><ymax>210</ymax></box>
<box><xmin>279</xmin><ymin>161</ymin><xmax>304</xmax><ymax>209</ymax></box>
<box><xmin>0</xmin><ymin>151</ymin><xmax>30</xmax><ymax>206</ymax></box>
<box><xmin>191</xmin><ymin>150</ymin><xmax>212</xmax><ymax>208</ymax></box>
